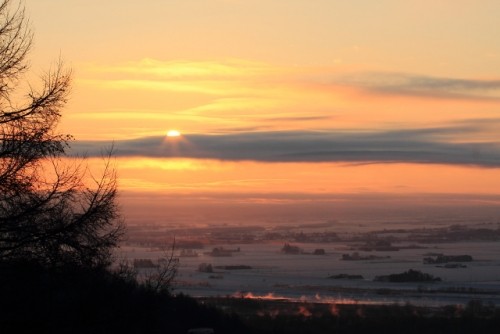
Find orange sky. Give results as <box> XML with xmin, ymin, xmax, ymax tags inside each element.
<box><xmin>23</xmin><ymin>1</ymin><xmax>500</xmax><ymax>221</ymax></box>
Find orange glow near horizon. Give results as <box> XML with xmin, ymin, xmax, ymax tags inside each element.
<box><xmin>26</xmin><ymin>1</ymin><xmax>500</xmax><ymax>207</ymax></box>
<box><xmin>61</xmin><ymin>57</ymin><xmax>500</xmax><ymax>204</ymax></box>
<box><xmin>76</xmin><ymin>157</ymin><xmax>500</xmax><ymax>198</ymax></box>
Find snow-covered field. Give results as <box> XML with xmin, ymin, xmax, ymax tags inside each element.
<box><xmin>119</xmin><ymin>239</ymin><xmax>500</xmax><ymax>306</ymax></box>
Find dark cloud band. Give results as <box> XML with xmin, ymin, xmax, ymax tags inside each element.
<box><xmin>70</xmin><ymin>126</ymin><xmax>500</xmax><ymax>167</ymax></box>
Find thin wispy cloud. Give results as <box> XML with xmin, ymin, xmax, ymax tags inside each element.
<box><xmin>336</xmin><ymin>72</ymin><xmax>500</xmax><ymax>100</ymax></box>
<box><xmin>85</xmin><ymin>59</ymin><xmax>500</xmax><ymax>101</ymax></box>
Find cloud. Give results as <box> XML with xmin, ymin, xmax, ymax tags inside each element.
<box><xmin>262</xmin><ymin>115</ymin><xmax>333</xmax><ymax>122</ymax></box>
<box><xmin>82</xmin><ymin>59</ymin><xmax>500</xmax><ymax>101</ymax></box>
<box><xmin>335</xmin><ymin>72</ymin><xmax>500</xmax><ymax>100</ymax></box>
<box><xmin>70</xmin><ymin>124</ymin><xmax>500</xmax><ymax>167</ymax></box>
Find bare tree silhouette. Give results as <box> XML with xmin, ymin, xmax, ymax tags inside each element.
<box><xmin>0</xmin><ymin>0</ymin><xmax>122</xmax><ymax>268</ymax></box>
<box><xmin>142</xmin><ymin>240</ymin><xmax>179</xmax><ymax>293</ymax></box>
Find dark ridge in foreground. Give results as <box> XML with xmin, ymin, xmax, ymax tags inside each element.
<box><xmin>0</xmin><ymin>261</ymin><xmax>245</xmax><ymax>334</ymax></box>
<box><xmin>2</xmin><ymin>261</ymin><xmax>500</xmax><ymax>334</ymax></box>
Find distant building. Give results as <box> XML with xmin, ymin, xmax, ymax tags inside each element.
<box><xmin>313</xmin><ymin>249</ymin><xmax>326</xmax><ymax>255</ymax></box>
<box><xmin>204</xmin><ymin>247</ymin><xmax>237</xmax><ymax>257</ymax></box>
<box><xmin>198</xmin><ymin>263</ymin><xmax>213</xmax><ymax>273</ymax></box>
<box><xmin>423</xmin><ymin>254</ymin><xmax>473</xmax><ymax>264</ymax></box>
<box><xmin>281</xmin><ymin>243</ymin><xmax>301</xmax><ymax>254</ymax></box>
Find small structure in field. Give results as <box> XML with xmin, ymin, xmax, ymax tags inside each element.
<box><xmin>281</xmin><ymin>243</ymin><xmax>302</xmax><ymax>254</ymax></box>
<box><xmin>313</xmin><ymin>248</ymin><xmax>326</xmax><ymax>255</ymax></box>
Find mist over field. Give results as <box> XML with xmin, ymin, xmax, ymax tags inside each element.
<box><xmin>120</xmin><ymin>191</ymin><xmax>500</xmax><ymax>228</ymax></box>
<box><xmin>119</xmin><ymin>189</ymin><xmax>500</xmax><ymax>308</ymax></box>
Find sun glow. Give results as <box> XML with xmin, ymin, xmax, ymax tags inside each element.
<box><xmin>166</xmin><ymin>130</ymin><xmax>181</xmax><ymax>137</ymax></box>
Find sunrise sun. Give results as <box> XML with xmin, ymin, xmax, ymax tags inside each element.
<box><xmin>166</xmin><ymin>130</ymin><xmax>181</xmax><ymax>137</ymax></box>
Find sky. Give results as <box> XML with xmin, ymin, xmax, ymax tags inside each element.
<box><xmin>24</xmin><ymin>0</ymin><xmax>500</xmax><ymax>224</ymax></box>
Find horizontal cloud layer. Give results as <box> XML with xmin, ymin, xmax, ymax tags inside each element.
<box><xmin>337</xmin><ymin>73</ymin><xmax>500</xmax><ymax>100</ymax></box>
<box><xmin>71</xmin><ymin>124</ymin><xmax>500</xmax><ymax>167</ymax></box>
<box><xmin>86</xmin><ymin>59</ymin><xmax>500</xmax><ymax>101</ymax></box>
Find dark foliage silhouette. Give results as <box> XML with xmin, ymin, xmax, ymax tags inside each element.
<box><xmin>0</xmin><ymin>0</ymin><xmax>122</xmax><ymax>268</ymax></box>
<box><xmin>0</xmin><ymin>262</ymin><xmax>248</xmax><ymax>334</ymax></box>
